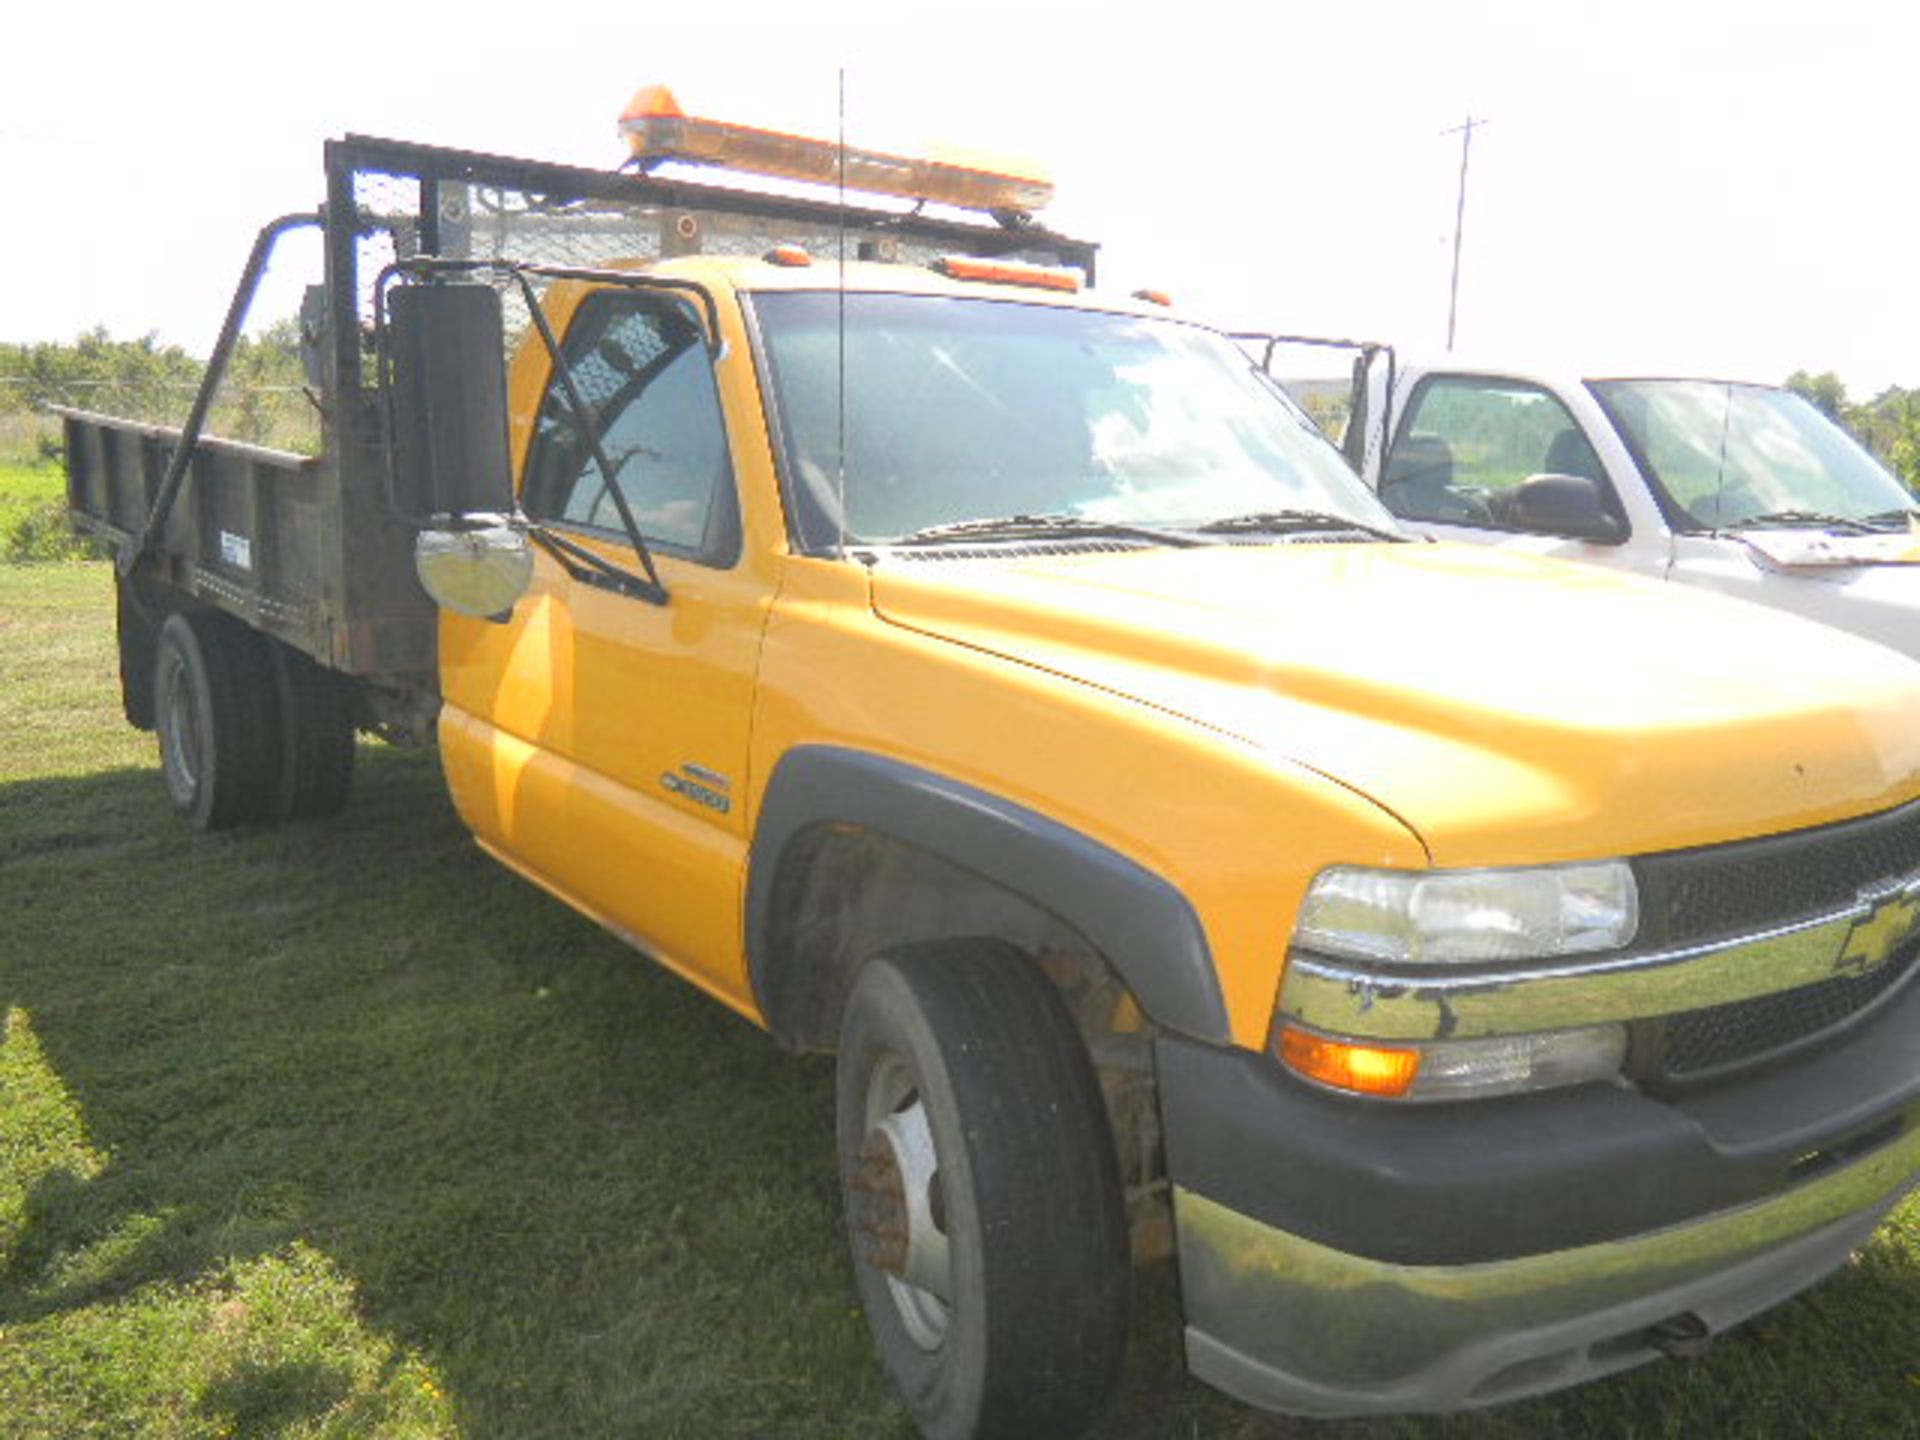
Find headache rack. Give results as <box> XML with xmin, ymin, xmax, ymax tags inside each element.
<box><xmin>64</xmin><ymin>134</ymin><xmax>1099</xmax><ymax>680</ymax></box>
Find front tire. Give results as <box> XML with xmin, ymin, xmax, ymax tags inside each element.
<box><xmin>836</xmin><ymin>940</ymin><xmax>1129</xmax><ymax>1440</ymax></box>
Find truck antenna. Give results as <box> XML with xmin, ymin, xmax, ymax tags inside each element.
<box><xmin>836</xmin><ymin>67</ymin><xmax>849</xmax><ymax>557</ymax></box>
<box><xmin>1443</xmin><ymin>114</ymin><xmax>1488</xmax><ymax>353</ymax></box>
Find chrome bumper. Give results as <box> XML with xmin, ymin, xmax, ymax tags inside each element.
<box><xmin>1176</xmin><ymin>1119</ymin><xmax>1920</xmax><ymax>1417</ymax></box>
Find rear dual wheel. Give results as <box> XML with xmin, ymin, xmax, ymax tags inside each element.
<box><xmin>155</xmin><ymin>612</ymin><xmax>280</xmax><ymax>829</ymax></box>
<box><xmin>154</xmin><ymin>611</ymin><xmax>355</xmax><ymax>830</ymax></box>
<box><xmin>266</xmin><ymin>641</ymin><xmax>355</xmax><ymax>821</ymax></box>
<box><xmin>836</xmin><ymin>941</ymin><xmax>1130</xmax><ymax>1440</ymax></box>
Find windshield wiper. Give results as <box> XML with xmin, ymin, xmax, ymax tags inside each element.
<box><xmin>1859</xmin><ymin>507</ymin><xmax>1919</xmax><ymax>530</ymax></box>
<box><xmin>891</xmin><ymin>514</ymin><xmax>1204</xmax><ymax>548</ymax></box>
<box><xmin>1194</xmin><ymin>509</ymin><xmax>1404</xmax><ymax>542</ymax></box>
<box><xmin>1722</xmin><ymin>509</ymin><xmax>1884</xmax><ymax>535</ymax></box>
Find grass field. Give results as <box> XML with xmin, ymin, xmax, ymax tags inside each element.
<box><xmin>0</xmin><ymin>460</ymin><xmax>85</xmax><ymax>562</ymax></box>
<box><xmin>2</xmin><ymin>561</ymin><xmax>1916</xmax><ymax>1439</ymax></box>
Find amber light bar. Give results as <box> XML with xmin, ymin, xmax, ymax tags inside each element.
<box><xmin>619</xmin><ymin>84</ymin><xmax>1054</xmax><ymax>217</ymax></box>
<box><xmin>934</xmin><ymin>255</ymin><xmax>1082</xmax><ymax>293</ymax></box>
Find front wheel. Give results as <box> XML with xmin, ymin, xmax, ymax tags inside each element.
<box><xmin>836</xmin><ymin>940</ymin><xmax>1130</xmax><ymax>1440</ymax></box>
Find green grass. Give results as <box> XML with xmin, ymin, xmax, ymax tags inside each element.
<box><xmin>0</xmin><ymin>460</ymin><xmax>87</xmax><ymax>563</ymax></box>
<box><xmin>2</xmin><ymin>562</ymin><xmax>1916</xmax><ymax>1438</ymax></box>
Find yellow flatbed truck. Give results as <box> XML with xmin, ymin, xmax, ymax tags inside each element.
<box><xmin>63</xmin><ymin>95</ymin><xmax>1920</xmax><ymax>1439</ymax></box>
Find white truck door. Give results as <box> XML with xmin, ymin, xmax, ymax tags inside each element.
<box><xmin>1374</xmin><ymin>370</ymin><xmax>1673</xmax><ymax>581</ymax></box>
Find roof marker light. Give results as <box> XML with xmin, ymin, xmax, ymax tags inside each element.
<box><xmin>764</xmin><ymin>244</ymin><xmax>813</xmax><ymax>267</ymax></box>
<box><xmin>934</xmin><ymin>255</ymin><xmax>1081</xmax><ymax>293</ymax></box>
<box><xmin>1132</xmin><ymin>288</ymin><xmax>1174</xmax><ymax>307</ymax></box>
<box><xmin>618</xmin><ymin>85</ymin><xmax>1054</xmax><ymax>218</ymax></box>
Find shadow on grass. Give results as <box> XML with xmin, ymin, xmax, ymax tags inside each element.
<box><xmin>1</xmin><ymin>751</ymin><xmax>1916</xmax><ymax>1440</ymax></box>
<box><xmin>0</xmin><ymin>752</ymin><xmax>974</xmax><ymax>1435</ymax></box>
<box><xmin>198</xmin><ymin>1359</ymin><xmax>356</xmax><ymax>1439</ymax></box>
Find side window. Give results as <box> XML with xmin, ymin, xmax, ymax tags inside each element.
<box><xmin>523</xmin><ymin>292</ymin><xmax>738</xmax><ymax>565</ymax></box>
<box><xmin>1383</xmin><ymin>377</ymin><xmax>1608</xmax><ymax>530</ymax></box>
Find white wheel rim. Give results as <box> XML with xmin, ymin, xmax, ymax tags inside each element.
<box><xmin>854</xmin><ymin>1051</ymin><xmax>953</xmax><ymax>1351</ymax></box>
<box><xmin>161</xmin><ymin>653</ymin><xmax>202</xmax><ymax>796</ymax></box>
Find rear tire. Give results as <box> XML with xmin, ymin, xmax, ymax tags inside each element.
<box><xmin>836</xmin><ymin>940</ymin><xmax>1130</xmax><ymax>1440</ymax></box>
<box><xmin>266</xmin><ymin>640</ymin><xmax>356</xmax><ymax>820</ymax></box>
<box><xmin>153</xmin><ymin>611</ymin><xmax>281</xmax><ymax>830</ymax></box>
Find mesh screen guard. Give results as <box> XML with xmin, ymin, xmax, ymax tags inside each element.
<box><xmin>324</xmin><ymin>134</ymin><xmax>1098</xmax><ymax>404</ymax></box>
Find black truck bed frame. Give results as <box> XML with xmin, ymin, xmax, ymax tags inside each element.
<box><xmin>63</xmin><ymin>133</ymin><xmax>1099</xmax><ymax>682</ymax></box>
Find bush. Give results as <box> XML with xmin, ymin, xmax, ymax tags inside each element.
<box><xmin>3</xmin><ymin>500</ymin><xmax>91</xmax><ymax>563</ymax></box>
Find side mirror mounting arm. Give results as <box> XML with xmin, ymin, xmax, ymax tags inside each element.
<box><xmin>525</xmin><ymin>523</ymin><xmax>668</xmax><ymax>604</ymax></box>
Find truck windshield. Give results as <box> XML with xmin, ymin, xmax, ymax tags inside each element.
<box><xmin>752</xmin><ymin>291</ymin><xmax>1396</xmax><ymax>549</ymax></box>
<box><xmin>1590</xmin><ymin>380</ymin><xmax>1914</xmax><ymax>532</ymax></box>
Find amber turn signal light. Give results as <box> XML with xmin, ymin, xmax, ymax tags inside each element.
<box><xmin>1277</xmin><ymin>1025</ymin><xmax>1421</xmax><ymax>1098</ymax></box>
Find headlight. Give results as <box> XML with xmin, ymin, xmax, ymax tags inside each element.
<box><xmin>1294</xmin><ymin>861</ymin><xmax>1638</xmax><ymax>964</ymax></box>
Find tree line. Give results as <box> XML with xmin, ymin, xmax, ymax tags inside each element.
<box><xmin>1784</xmin><ymin>371</ymin><xmax>1920</xmax><ymax>490</ymax></box>
<box><xmin>0</xmin><ymin>324</ymin><xmax>316</xmax><ymax>457</ymax></box>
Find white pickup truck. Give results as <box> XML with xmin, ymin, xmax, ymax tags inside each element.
<box><xmin>1293</xmin><ymin>349</ymin><xmax>1920</xmax><ymax>659</ymax></box>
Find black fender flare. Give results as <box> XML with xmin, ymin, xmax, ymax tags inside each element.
<box><xmin>745</xmin><ymin>745</ymin><xmax>1230</xmax><ymax>1045</ymax></box>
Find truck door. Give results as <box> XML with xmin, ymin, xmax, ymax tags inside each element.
<box><xmin>1341</xmin><ymin>344</ymin><xmax>1397</xmax><ymax>479</ymax></box>
<box><xmin>1376</xmin><ymin>373</ymin><xmax>1667</xmax><ymax>579</ymax></box>
<box><xmin>1233</xmin><ymin>334</ymin><xmax>1391</xmax><ymax>475</ymax></box>
<box><xmin>437</xmin><ymin>285</ymin><xmax>766</xmax><ymax>1004</ymax></box>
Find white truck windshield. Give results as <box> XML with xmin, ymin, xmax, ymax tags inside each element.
<box><xmin>1591</xmin><ymin>380</ymin><xmax>1913</xmax><ymax>531</ymax></box>
<box><xmin>754</xmin><ymin>292</ymin><xmax>1397</xmax><ymax>549</ymax></box>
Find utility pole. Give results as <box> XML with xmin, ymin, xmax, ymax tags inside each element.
<box><xmin>1443</xmin><ymin>115</ymin><xmax>1488</xmax><ymax>352</ymax></box>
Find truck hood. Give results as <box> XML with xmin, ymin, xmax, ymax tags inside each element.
<box><xmin>1670</xmin><ymin>533</ymin><xmax>1920</xmax><ymax>668</ymax></box>
<box><xmin>869</xmin><ymin>543</ymin><xmax>1920</xmax><ymax>866</ymax></box>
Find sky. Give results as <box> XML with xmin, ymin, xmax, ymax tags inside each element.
<box><xmin>2</xmin><ymin>0</ymin><xmax>1914</xmax><ymax>396</ymax></box>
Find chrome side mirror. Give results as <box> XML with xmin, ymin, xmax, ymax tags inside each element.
<box><xmin>414</xmin><ymin>520</ymin><xmax>533</xmax><ymax>618</ymax></box>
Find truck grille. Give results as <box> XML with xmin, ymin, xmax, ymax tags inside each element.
<box><xmin>1657</xmin><ymin>943</ymin><xmax>1920</xmax><ymax>1082</ymax></box>
<box><xmin>1631</xmin><ymin>797</ymin><xmax>1920</xmax><ymax>1084</ymax></box>
<box><xmin>1636</xmin><ymin>796</ymin><xmax>1920</xmax><ymax>946</ymax></box>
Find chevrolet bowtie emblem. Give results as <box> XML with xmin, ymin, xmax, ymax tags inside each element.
<box><xmin>1834</xmin><ymin>876</ymin><xmax>1920</xmax><ymax>977</ymax></box>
